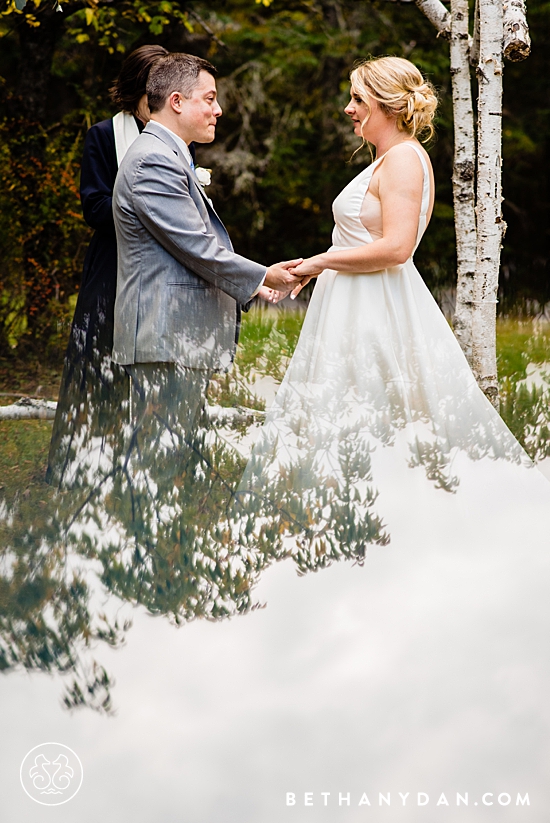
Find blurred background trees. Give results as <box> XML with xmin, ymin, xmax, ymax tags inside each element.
<box><xmin>0</xmin><ymin>0</ymin><xmax>548</xmax><ymax>358</ymax></box>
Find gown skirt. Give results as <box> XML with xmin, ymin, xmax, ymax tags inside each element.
<box><xmin>223</xmin><ymin>144</ymin><xmax>550</xmax><ymax>817</ymax></box>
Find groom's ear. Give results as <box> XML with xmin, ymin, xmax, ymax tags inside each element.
<box><xmin>169</xmin><ymin>91</ymin><xmax>184</xmax><ymax>114</ymax></box>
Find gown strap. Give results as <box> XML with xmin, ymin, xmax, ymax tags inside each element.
<box><xmin>393</xmin><ymin>142</ymin><xmax>430</xmax><ymax>216</ymax></box>
<box><xmin>374</xmin><ymin>142</ymin><xmax>430</xmax><ymax>218</ymax></box>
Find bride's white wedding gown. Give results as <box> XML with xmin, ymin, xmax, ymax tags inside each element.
<box><xmin>237</xmin><ymin>143</ymin><xmax>550</xmax><ymax>566</ymax></box>
<box><xmin>227</xmin><ymin>144</ymin><xmax>550</xmax><ymax>816</ymax></box>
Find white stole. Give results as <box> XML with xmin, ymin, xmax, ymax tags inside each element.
<box><xmin>112</xmin><ymin>111</ymin><xmax>140</xmax><ymax>167</ymax></box>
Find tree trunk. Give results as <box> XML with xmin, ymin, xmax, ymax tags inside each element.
<box><xmin>502</xmin><ymin>0</ymin><xmax>531</xmax><ymax>61</ymax></box>
<box><xmin>0</xmin><ymin>399</ymin><xmax>57</xmax><ymax>420</ymax></box>
<box><xmin>449</xmin><ymin>0</ymin><xmax>477</xmax><ymax>364</ymax></box>
<box><xmin>16</xmin><ymin>4</ymin><xmax>64</xmax><ymax>123</ymax></box>
<box><xmin>471</xmin><ymin>0</ymin><xmax>505</xmax><ymax>409</ymax></box>
<box><xmin>414</xmin><ymin>0</ymin><xmax>451</xmax><ymax>36</ymax></box>
<box><xmin>416</xmin><ymin>0</ymin><xmax>477</xmax><ymax>364</ymax></box>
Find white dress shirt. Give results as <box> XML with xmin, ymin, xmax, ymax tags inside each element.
<box><xmin>151</xmin><ymin>119</ymin><xmax>195</xmax><ymax>167</ymax></box>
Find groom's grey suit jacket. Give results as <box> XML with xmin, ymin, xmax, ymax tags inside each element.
<box><xmin>112</xmin><ymin>121</ymin><xmax>266</xmax><ymax>371</ymax></box>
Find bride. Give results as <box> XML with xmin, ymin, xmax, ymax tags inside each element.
<box><xmin>229</xmin><ymin>65</ymin><xmax>550</xmax><ymax>798</ymax></box>
<box><xmin>234</xmin><ymin>56</ymin><xmax>550</xmax><ymax>571</ymax></box>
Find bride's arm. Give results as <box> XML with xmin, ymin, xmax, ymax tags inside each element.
<box><xmin>291</xmin><ymin>148</ymin><xmax>426</xmax><ymax>287</ymax></box>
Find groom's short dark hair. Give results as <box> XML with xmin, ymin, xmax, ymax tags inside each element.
<box><xmin>147</xmin><ymin>53</ymin><xmax>217</xmax><ymax>113</ymax></box>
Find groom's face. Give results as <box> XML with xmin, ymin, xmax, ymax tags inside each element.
<box><xmin>180</xmin><ymin>70</ymin><xmax>222</xmax><ymax>144</ymax></box>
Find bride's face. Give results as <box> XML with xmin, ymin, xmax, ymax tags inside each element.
<box><xmin>344</xmin><ymin>87</ymin><xmax>388</xmax><ymax>141</ymax></box>
<box><xmin>345</xmin><ymin>86</ymin><xmax>373</xmax><ymax>138</ymax></box>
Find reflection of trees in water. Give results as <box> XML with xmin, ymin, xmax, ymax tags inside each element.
<box><xmin>234</xmin><ymin>328</ymin><xmax>532</xmax><ymax>563</ymax></box>
<box><xmin>0</xmin><ymin>491</ymin><xmax>127</xmax><ymax>713</ymax></box>
<box><xmin>90</xmin><ymin>424</ymin><xmax>260</xmax><ymax>624</ymax></box>
<box><xmin>1</xmin><ymin>383</ymin><xmax>268</xmax><ymax>711</ymax></box>
<box><xmin>234</xmin><ymin>410</ymin><xmax>390</xmax><ymax>576</ymax></box>
<box><xmin>0</xmin><ymin>353</ymin><xmax>389</xmax><ymax>709</ymax></box>
<box><xmin>501</xmin><ymin>375</ymin><xmax>550</xmax><ymax>464</ymax></box>
<box><xmin>47</xmin><ymin>349</ymin><xmax>128</xmax><ymax>489</ymax></box>
<box><xmin>2</xmin><ymin>316</ymin><xmax>549</xmax><ymax>711</ymax></box>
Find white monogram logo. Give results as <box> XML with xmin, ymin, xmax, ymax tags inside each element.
<box><xmin>20</xmin><ymin>743</ymin><xmax>83</xmax><ymax>806</ymax></box>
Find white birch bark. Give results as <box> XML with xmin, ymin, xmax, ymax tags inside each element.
<box><xmin>0</xmin><ymin>399</ymin><xmax>264</xmax><ymax>424</ymax></box>
<box><xmin>449</xmin><ymin>0</ymin><xmax>477</xmax><ymax>364</ymax></box>
<box><xmin>0</xmin><ymin>399</ymin><xmax>57</xmax><ymax>420</ymax></box>
<box><xmin>502</xmin><ymin>0</ymin><xmax>531</xmax><ymax>61</ymax></box>
<box><xmin>206</xmin><ymin>404</ymin><xmax>265</xmax><ymax>424</ymax></box>
<box><xmin>414</xmin><ymin>0</ymin><xmax>451</xmax><ymax>36</ymax></box>
<box><xmin>471</xmin><ymin>0</ymin><xmax>505</xmax><ymax>409</ymax></box>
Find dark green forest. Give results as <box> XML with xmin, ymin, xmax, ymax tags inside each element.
<box><xmin>0</xmin><ymin>0</ymin><xmax>548</xmax><ymax>358</ymax></box>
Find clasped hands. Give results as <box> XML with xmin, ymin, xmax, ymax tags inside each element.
<box><xmin>259</xmin><ymin>256</ymin><xmax>325</xmax><ymax>304</ymax></box>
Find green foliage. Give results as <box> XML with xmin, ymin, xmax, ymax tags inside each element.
<box><xmin>196</xmin><ymin>0</ymin><xmax>455</xmax><ymax>283</ymax></box>
<box><xmin>496</xmin><ymin>319</ymin><xmax>550</xmax><ymax>462</ymax></box>
<box><xmin>500</xmin><ymin>379</ymin><xmax>550</xmax><ymax>463</ymax></box>
<box><xmin>496</xmin><ymin>319</ymin><xmax>550</xmax><ymax>381</ymax></box>
<box><xmin>63</xmin><ymin>1</ymin><xmax>193</xmax><ymax>52</ymax></box>
<box><xmin>0</xmin><ymin>0</ymin><xmax>548</xmax><ymax>356</ymax></box>
<box><xmin>0</xmin><ymin>116</ymin><xmax>90</xmax><ymax>355</ymax></box>
<box><xmin>3</xmin><ymin>0</ymin><xmax>192</xmax><ymax>48</ymax></box>
<box><xmin>500</xmin><ymin>0</ymin><xmax>550</xmax><ymax>303</ymax></box>
<box><xmin>0</xmin><ymin>419</ymin><xmax>51</xmax><ymax>498</ymax></box>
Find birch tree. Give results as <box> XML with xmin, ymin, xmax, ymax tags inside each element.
<box><xmin>471</xmin><ymin>0</ymin><xmax>505</xmax><ymax>406</ymax></box>
<box><xmin>502</xmin><ymin>0</ymin><xmax>531</xmax><ymax>60</ymax></box>
<box><xmin>415</xmin><ymin>0</ymin><xmax>531</xmax><ymax>407</ymax></box>
<box><xmin>448</xmin><ymin>0</ymin><xmax>477</xmax><ymax>364</ymax></box>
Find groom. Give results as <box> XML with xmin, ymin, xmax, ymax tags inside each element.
<box><xmin>112</xmin><ymin>53</ymin><xmax>302</xmax><ymax>447</ymax></box>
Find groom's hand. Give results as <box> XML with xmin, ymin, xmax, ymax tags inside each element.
<box><xmin>264</xmin><ymin>259</ymin><xmax>304</xmax><ymax>291</ymax></box>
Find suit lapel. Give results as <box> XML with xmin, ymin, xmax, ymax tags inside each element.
<box><xmin>185</xmin><ymin>169</ymin><xmax>232</xmax><ymax>249</ymax></box>
<box><xmin>143</xmin><ymin>121</ymin><xmax>232</xmax><ymax>250</ymax></box>
<box><xmin>174</xmin><ymin>154</ymin><xmax>233</xmax><ymax>250</ymax></box>
<box><xmin>144</xmin><ymin>123</ymin><xmax>213</xmax><ymax>205</ymax></box>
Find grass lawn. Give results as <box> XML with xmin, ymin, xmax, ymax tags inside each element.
<box><xmin>1</xmin><ymin>310</ymin><xmax>550</xmax><ymax>501</ymax></box>
<box><xmin>496</xmin><ymin>318</ymin><xmax>550</xmax><ymax>381</ymax></box>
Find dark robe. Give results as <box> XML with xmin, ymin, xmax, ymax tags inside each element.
<box><xmin>46</xmin><ymin>118</ymin><xmax>131</xmax><ymax>487</ymax></box>
<box><xmin>76</xmin><ymin>118</ymin><xmax>120</xmax><ymax>356</ymax></box>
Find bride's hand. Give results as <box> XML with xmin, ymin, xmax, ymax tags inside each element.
<box><xmin>290</xmin><ymin>276</ymin><xmax>314</xmax><ymax>300</ymax></box>
<box><xmin>289</xmin><ymin>256</ymin><xmax>325</xmax><ymax>279</ymax></box>
<box><xmin>288</xmin><ymin>256</ymin><xmax>324</xmax><ymax>299</ymax></box>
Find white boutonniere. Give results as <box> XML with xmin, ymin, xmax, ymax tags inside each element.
<box><xmin>195</xmin><ymin>167</ymin><xmax>212</xmax><ymax>187</ymax></box>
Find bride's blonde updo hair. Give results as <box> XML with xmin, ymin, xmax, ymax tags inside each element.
<box><xmin>350</xmin><ymin>56</ymin><xmax>438</xmax><ymax>142</ymax></box>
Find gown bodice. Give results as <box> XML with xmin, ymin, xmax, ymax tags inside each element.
<box><xmin>330</xmin><ymin>142</ymin><xmax>430</xmax><ymax>255</ymax></box>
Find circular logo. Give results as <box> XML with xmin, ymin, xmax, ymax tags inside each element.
<box><xmin>20</xmin><ymin>743</ymin><xmax>83</xmax><ymax>806</ymax></box>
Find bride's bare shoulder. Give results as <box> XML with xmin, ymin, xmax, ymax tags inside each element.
<box><xmin>377</xmin><ymin>142</ymin><xmax>426</xmax><ymax>188</ymax></box>
<box><xmin>378</xmin><ymin>141</ymin><xmax>434</xmax><ymax>218</ymax></box>
<box><xmin>383</xmin><ymin>141</ymin><xmax>430</xmax><ymax>167</ymax></box>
